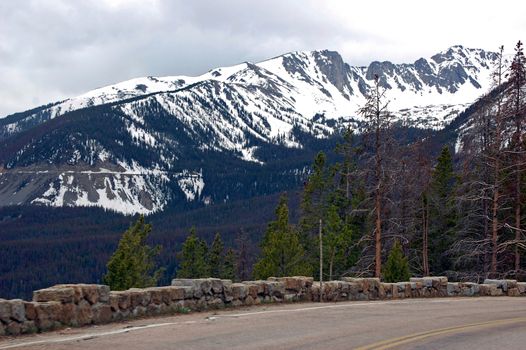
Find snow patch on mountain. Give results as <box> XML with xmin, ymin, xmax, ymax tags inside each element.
<box><xmin>177</xmin><ymin>170</ymin><xmax>204</xmax><ymax>201</ymax></box>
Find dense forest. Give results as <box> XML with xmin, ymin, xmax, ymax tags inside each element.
<box><xmin>1</xmin><ymin>42</ymin><xmax>525</xmax><ymax>299</ymax></box>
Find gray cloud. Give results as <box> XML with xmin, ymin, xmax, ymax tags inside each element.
<box><xmin>1</xmin><ymin>0</ymin><xmax>524</xmax><ymax>116</ymax></box>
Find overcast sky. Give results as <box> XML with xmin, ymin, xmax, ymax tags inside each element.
<box><xmin>1</xmin><ymin>0</ymin><xmax>524</xmax><ymax>117</ymax></box>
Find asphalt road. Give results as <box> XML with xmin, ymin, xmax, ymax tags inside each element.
<box><xmin>1</xmin><ymin>297</ymin><xmax>526</xmax><ymax>349</ymax></box>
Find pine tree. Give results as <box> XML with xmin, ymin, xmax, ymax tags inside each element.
<box><xmin>299</xmin><ymin>153</ymin><xmax>329</xmax><ymax>240</ymax></box>
<box><xmin>428</xmin><ymin>146</ymin><xmax>458</xmax><ymax>274</ymax></box>
<box><xmin>209</xmin><ymin>233</ymin><xmax>224</xmax><ymax>278</ymax></box>
<box><xmin>383</xmin><ymin>240</ymin><xmax>410</xmax><ymax>283</ymax></box>
<box><xmin>323</xmin><ymin>204</ymin><xmax>352</xmax><ymax>280</ymax></box>
<box><xmin>253</xmin><ymin>194</ymin><xmax>311</xmax><ymax>279</ymax></box>
<box><xmin>176</xmin><ymin>227</ymin><xmax>210</xmax><ymax>278</ymax></box>
<box><xmin>222</xmin><ymin>248</ymin><xmax>237</xmax><ymax>281</ymax></box>
<box><xmin>104</xmin><ymin>215</ymin><xmax>164</xmax><ymax>291</ymax></box>
<box><xmin>299</xmin><ymin>151</ymin><xmax>331</xmax><ymax>274</ymax></box>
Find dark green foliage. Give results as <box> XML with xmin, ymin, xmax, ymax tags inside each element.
<box><xmin>298</xmin><ymin>151</ymin><xmax>331</xmax><ymax>272</ymax></box>
<box><xmin>222</xmin><ymin>248</ymin><xmax>237</xmax><ymax>280</ymax></box>
<box><xmin>322</xmin><ymin>204</ymin><xmax>353</xmax><ymax>280</ymax></box>
<box><xmin>253</xmin><ymin>194</ymin><xmax>311</xmax><ymax>279</ymax></box>
<box><xmin>176</xmin><ymin>227</ymin><xmax>210</xmax><ymax>278</ymax></box>
<box><xmin>209</xmin><ymin>233</ymin><xmax>224</xmax><ymax>278</ymax></box>
<box><xmin>428</xmin><ymin>146</ymin><xmax>458</xmax><ymax>274</ymax></box>
<box><xmin>383</xmin><ymin>240</ymin><xmax>410</xmax><ymax>283</ymax></box>
<box><xmin>103</xmin><ymin>215</ymin><xmax>164</xmax><ymax>291</ymax></box>
<box><xmin>299</xmin><ymin>152</ymin><xmax>329</xmax><ymax>239</ymax></box>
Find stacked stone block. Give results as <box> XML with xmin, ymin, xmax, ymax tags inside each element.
<box><xmin>0</xmin><ymin>276</ymin><xmax>525</xmax><ymax>336</ymax></box>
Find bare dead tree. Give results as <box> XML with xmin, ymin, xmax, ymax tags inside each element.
<box><xmin>507</xmin><ymin>41</ymin><xmax>526</xmax><ymax>272</ymax></box>
<box><xmin>358</xmin><ymin>74</ymin><xmax>393</xmax><ymax>278</ymax></box>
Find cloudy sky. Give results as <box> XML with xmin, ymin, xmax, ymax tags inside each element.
<box><xmin>1</xmin><ymin>0</ymin><xmax>524</xmax><ymax>117</ymax></box>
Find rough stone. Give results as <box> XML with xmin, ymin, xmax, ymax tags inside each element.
<box><xmin>447</xmin><ymin>283</ymin><xmax>460</xmax><ymax>296</ymax></box>
<box><xmin>244</xmin><ymin>284</ymin><xmax>260</xmax><ymax>298</ymax></box>
<box><xmin>0</xmin><ymin>299</ymin><xmax>12</xmax><ymax>323</ymax></box>
<box><xmin>223</xmin><ymin>284</ymin><xmax>233</xmax><ymax>302</ymax></box>
<box><xmin>81</xmin><ymin>285</ymin><xmax>100</xmax><ymax>304</ymax></box>
<box><xmin>109</xmin><ymin>294</ymin><xmax>119</xmax><ymax>311</ymax></box>
<box><xmin>53</xmin><ymin>284</ymin><xmax>84</xmax><ymax>303</ymax></box>
<box><xmin>149</xmin><ymin>288</ymin><xmax>164</xmax><ymax>305</ymax></box>
<box><xmin>517</xmin><ymin>282</ymin><xmax>526</xmax><ymax>294</ymax></box>
<box><xmin>199</xmin><ymin>279</ymin><xmax>213</xmax><ymax>295</ymax></box>
<box><xmin>147</xmin><ymin>303</ymin><xmax>162</xmax><ymax>315</ymax></box>
<box><xmin>508</xmin><ymin>288</ymin><xmax>520</xmax><ymax>297</ymax></box>
<box><xmin>60</xmin><ymin>303</ymin><xmax>77</xmax><ymax>326</ymax></box>
<box><xmin>168</xmin><ymin>286</ymin><xmax>186</xmax><ymax>301</ymax></box>
<box><xmin>245</xmin><ymin>295</ymin><xmax>256</xmax><ymax>306</ymax></box>
<box><xmin>208</xmin><ymin>297</ymin><xmax>224</xmax><ymax>308</ymax></box>
<box><xmin>483</xmin><ymin>279</ymin><xmax>515</xmax><ymax>292</ymax></box>
<box><xmin>460</xmin><ymin>282</ymin><xmax>479</xmax><ymax>296</ymax></box>
<box><xmin>132</xmin><ymin>306</ymin><xmax>147</xmax><ymax>317</ymax></box>
<box><xmin>266</xmin><ymin>281</ymin><xmax>285</xmax><ymax>298</ymax></box>
<box><xmin>33</xmin><ymin>287</ymin><xmax>75</xmax><ymax>304</ymax></box>
<box><xmin>23</xmin><ymin>302</ymin><xmax>37</xmax><ymax>321</ymax></box>
<box><xmin>21</xmin><ymin>320</ymin><xmax>38</xmax><ymax>334</ymax></box>
<box><xmin>34</xmin><ymin>301</ymin><xmax>62</xmax><ymax>331</ymax></box>
<box><xmin>279</xmin><ymin>277</ymin><xmax>306</xmax><ymax>292</ymax></box>
<box><xmin>284</xmin><ymin>294</ymin><xmax>296</xmax><ymax>302</ymax></box>
<box><xmin>0</xmin><ymin>321</ymin><xmax>5</xmax><ymax>336</ymax></box>
<box><xmin>116</xmin><ymin>292</ymin><xmax>131</xmax><ymax>310</ymax></box>
<box><xmin>6</xmin><ymin>321</ymin><xmax>21</xmax><ymax>336</ymax></box>
<box><xmin>10</xmin><ymin>300</ymin><xmax>26</xmax><ymax>322</ymax></box>
<box><xmin>128</xmin><ymin>289</ymin><xmax>151</xmax><ymax>307</ymax></box>
<box><xmin>231</xmin><ymin>283</ymin><xmax>248</xmax><ymax>300</ymax></box>
<box><xmin>76</xmin><ymin>300</ymin><xmax>93</xmax><ymax>326</ymax></box>
<box><xmin>172</xmin><ymin>279</ymin><xmax>213</xmax><ymax>295</ymax></box>
<box><xmin>232</xmin><ymin>300</ymin><xmax>243</xmax><ymax>307</ymax></box>
<box><xmin>92</xmin><ymin>303</ymin><xmax>112</xmax><ymax>324</ymax></box>
<box><xmin>480</xmin><ymin>284</ymin><xmax>498</xmax><ymax>296</ymax></box>
<box><xmin>171</xmin><ymin>279</ymin><xmax>195</xmax><ymax>287</ymax></box>
<box><xmin>210</xmin><ymin>279</ymin><xmax>224</xmax><ymax>294</ymax></box>
<box><xmin>182</xmin><ymin>287</ymin><xmax>194</xmax><ymax>299</ymax></box>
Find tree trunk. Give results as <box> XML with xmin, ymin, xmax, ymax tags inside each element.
<box><xmin>490</xmin><ymin>46</ymin><xmax>504</xmax><ymax>277</ymax></box>
<box><xmin>329</xmin><ymin>250</ymin><xmax>335</xmax><ymax>281</ymax></box>
<box><xmin>422</xmin><ymin>195</ymin><xmax>429</xmax><ymax>276</ymax></box>
<box><xmin>374</xmin><ymin>80</ymin><xmax>382</xmax><ymax>278</ymax></box>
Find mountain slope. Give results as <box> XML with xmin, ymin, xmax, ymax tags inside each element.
<box><xmin>0</xmin><ymin>46</ymin><xmax>498</xmax><ymax>214</ymax></box>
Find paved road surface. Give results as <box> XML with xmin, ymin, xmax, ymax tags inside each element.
<box><xmin>1</xmin><ymin>297</ymin><xmax>526</xmax><ymax>349</ymax></box>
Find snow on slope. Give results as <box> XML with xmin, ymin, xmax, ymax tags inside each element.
<box><xmin>0</xmin><ymin>45</ymin><xmax>501</xmax><ymax>215</ymax></box>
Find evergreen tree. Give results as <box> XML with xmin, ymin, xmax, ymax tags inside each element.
<box><xmin>428</xmin><ymin>146</ymin><xmax>458</xmax><ymax>274</ymax></box>
<box><xmin>209</xmin><ymin>233</ymin><xmax>224</xmax><ymax>278</ymax></box>
<box><xmin>383</xmin><ymin>240</ymin><xmax>410</xmax><ymax>283</ymax></box>
<box><xmin>299</xmin><ymin>151</ymin><xmax>330</xmax><ymax>272</ymax></box>
<box><xmin>323</xmin><ymin>204</ymin><xmax>353</xmax><ymax>280</ymax></box>
<box><xmin>222</xmin><ymin>248</ymin><xmax>237</xmax><ymax>281</ymax></box>
<box><xmin>253</xmin><ymin>194</ymin><xmax>311</xmax><ymax>279</ymax></box>
<box><xmin>104</xmin><ymin>215</ymin><xmax>163</xmax><ymax>291</ymax></box>
<box><xmin>176</xmin><ymin>227</ymin><xmax>210</xmax><ymax>278</ymax></box>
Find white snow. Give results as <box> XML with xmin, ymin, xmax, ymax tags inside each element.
<box><xmin>177</xmin><ymin>169</ymin><xmax>205</xmax><ymax>201</ymax></box>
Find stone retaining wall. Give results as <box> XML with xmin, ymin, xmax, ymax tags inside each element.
<box><xmin>1</xmin><ymin>277</ymin><xmax>525</xmax><ymax>336</ymax></box>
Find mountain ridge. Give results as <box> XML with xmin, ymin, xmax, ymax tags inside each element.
<box><xmin>0</xmin><ymin>45</ymin><xmax>499</xmax><ymax>215</ymax></box>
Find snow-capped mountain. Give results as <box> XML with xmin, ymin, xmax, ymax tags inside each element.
<box><xmin>0</xmin><ymin>45</ymin><xmax>499</xmax><ymax>214</ymax></box>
